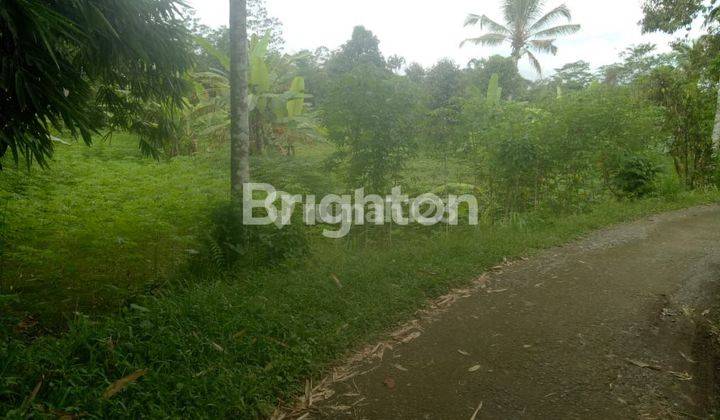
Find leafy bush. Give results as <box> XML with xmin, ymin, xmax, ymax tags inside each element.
<box><xmin>324</xmin><ymin>64</ymin><xmax>422</xmax><ymax>191</ymax></box>
<box><xmin>611</xmin><ymin>155</ymin><xmax>661</xmax><ymax>198</ymax></box>
<box><xmin>202</xmin><ymin>200</ymin><xmax>308</xmax><ymax>270</ymax></box>
<box><xmin>642</xmin><ymin>61</ymin><xmax>716</xmax><ymax>189</ymax></box>
<box><xmin>461</xmin><ymin>84</ymin><xmax>663</xmax><ymax>214</ymax></box>
<box><xmin>489</xmin><ymin>134</ymin><xmax>546</xmax><ymax>211</ymax></box>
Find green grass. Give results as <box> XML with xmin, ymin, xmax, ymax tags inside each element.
<box><xmin>1</xmin><ymin>137</ymin><xmax>718</xmax><ymax>417</ymax></box>
<box><xmin>0</xmin><ymin>137</ymin><xmax>345</xmax><ymax>323</ymax></box>
<box><xmin>0</xmin><ymin>137</ymin><xmax>471</xmax><ymax>324</ymax></box>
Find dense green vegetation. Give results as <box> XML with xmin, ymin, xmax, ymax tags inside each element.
<box><xmin>2</xmin><ymin>0</ymin><xmax>720</xmax><ymax>417</ymax></box>
<box><xmin>2</xmin><ymin>135</ymin><xmax>718</xmax><ymax>417</ymax></box>
<box><xmin>0</xmin><ymin>0</ymin><xmax>192</xmax><ymax>166</ymax></box>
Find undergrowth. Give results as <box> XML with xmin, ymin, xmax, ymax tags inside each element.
<box><xmin>1</xmin><ymin>136</ymin><xmax>718</xmax><ymax>417</ymax></box>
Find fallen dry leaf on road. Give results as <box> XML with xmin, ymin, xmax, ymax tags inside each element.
<box><xmin>399</xmin><ymin>331</ymin><xmax>422</xmax><ymax>344</ymax></box>
<box><xmin>487</xmin><ymin>288</ymin><xmax>508</xmax><ymax>294</ymax></box>
<box><xmin>679</xmin><ymin>352</ymin><xmax>697</xmax><ymax>364</ymax></box>
<box><xmin>436</xmin><ymin>294</ymin><xmax>457</xmax><ymax>307</ymax></box>
<box><xmin>103</xmin><ymin>369</ymin><xmax>148</xmax><ymax>399</ymax></box>
<box><xmin>624</xmin><ymin>358</ymin><xmax>662</xmax><ymax>371</ymax></box>
<box><xmin>669</xmin><ymin>371</ymin><xmax>693</xmax><ymax>381</ymax></box>
<box><xmin>470</xmin><ymin>401</ymin><xmax>484</xmax><ymax>420</ymax></box>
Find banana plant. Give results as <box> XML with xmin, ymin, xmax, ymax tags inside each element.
<box><xmin>486</xmin><ymin>73</ymin><xmax>502</xmax><ymax>106</ymax></box>
<box><xmin>191</xmin><ymin>32</ymin><xmax>323</xmax><ymax>155</ymax></box>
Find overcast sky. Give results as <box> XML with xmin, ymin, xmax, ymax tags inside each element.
<box><xmin>187</xmin><ymin>0</ymin><xmax>692</xmax><ymax>78</ymax></box>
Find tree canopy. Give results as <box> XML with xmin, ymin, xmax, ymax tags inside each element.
<box><xmin>0</xmin><ymin>0</ymin><xmax>193</xmax><ymax>168</ymax></box>
<box><xmin>326</xmin><ymin>26</ymin><xmax>387</xmax><ymax>75</ymax></box>
<box><xmin>641</xmin><ymin>0</ymin><xmax>716</xmax><ymax>33</ymax></box>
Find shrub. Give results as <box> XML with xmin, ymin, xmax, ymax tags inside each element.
<box><xmin>611</xmin><ymin>155</ymin><xmax>661</xmax><ymax>199</ymax></box>
<box><xmin>324</xmin><ymin>65</ymin><xmax>422</xmax><ymax>191</ymax></box>
<box><xmin>202</xmin><ymin>200</ymin><xmax>309</xmax><ymax>271</ymax></box>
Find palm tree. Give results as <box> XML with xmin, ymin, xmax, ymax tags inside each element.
<box><xmin>229</xmin><ymin>0</ymin><xmax>251</xmax><ymax>197</ymax></box>
<box><xmin>462</xmin><ymin>1</ymin><xmax>580</xmax><ymax>76</ymax></box>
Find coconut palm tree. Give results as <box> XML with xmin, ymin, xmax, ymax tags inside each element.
<box><xmin>462</xmin><ymin>1</ymin><xmax>580</xmax><ymax>76</ymax></box>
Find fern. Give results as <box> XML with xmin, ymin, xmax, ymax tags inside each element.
<box><xmin>208</xmin><ymin>238</ymin><xmax>226</xmax><ymax>271</ymax></box>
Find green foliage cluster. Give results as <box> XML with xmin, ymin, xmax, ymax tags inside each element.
<box><xmin>202</xmin><ymin>200</ymin><xmax>308</xmax><ymax>270</ymax></box>
<box><xmin>641</xmin><ymin>0</ymin><xmax>718</xmax><ymax>33</ymax></box>
<box><xmin>0</xmin><ymin>0</ymin><xmax>193</xmax><ymax>166</ymax></box>
<box><xmin>458</xmin><ymin>84</ymin><xmax>664</xmax><ymax>213</ymax></box>
<box><xmin>639</xmin><ymin>38</ymin><xmax>720</xmax><ymax>188</ymax></box>
<box><xmin>190</xmin><ymin>32</ymin><xmax>323</xmax><ymax>156</ymax></box>
<box><xmin>610</xmin><ymin>155</ymin><xmax>662</xmax><ymax>198</ymax></box>
<box><xmin>310</xmin><ymin>26</ymin><xmax>716</xmax><ymax>210</ymax></box>
<box><xmin>324</xmin><ymin>66</ymin><xmax>422</xmax><ymax>191</ymax></box>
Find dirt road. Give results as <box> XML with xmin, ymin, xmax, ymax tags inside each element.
<box><xmin>315</xmin><ymin>205</ymin><xmax>720</xmax><ymax>419</ymax></box>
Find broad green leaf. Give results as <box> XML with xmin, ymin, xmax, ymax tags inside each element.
<box><xmin>486</xmin><ymin>73</ymin><xmax>501</xmax><ymax>106</ymax></box>
<box><xmin>195</xmin><ymin>36</ymin><xmax>230</xmax><ymax>72</ymax></box>
<box><xmin>287</xmin><ymin>77</ymin><xmax>306</xmax><ymax>117</ymax></box>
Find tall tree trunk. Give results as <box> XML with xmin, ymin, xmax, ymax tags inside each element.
<box><xmin>507</xmin><ymin>53</ymin><xmax>520</xmax><ymax>102</ymax></box>
<box><xmin>712</xmin><ymin>77</ymin><xmax>720</xmax><ymax>158</ymax></box>
<box><xmin>229</xmin><ymin>0</ymin><xmax>251</xmax><ymax>198</ymax></box>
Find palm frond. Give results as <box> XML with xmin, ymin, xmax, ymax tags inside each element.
<box><xmin>502</xmin><ymin>0</ymin><xmax>515</xmax><ymax>24</ymax></box>
<box><xmin>503</xmin><ymin>0</ymin><xmax>544</xmax><ymax>30</ymax></box>
<box><xmin>529</xmin><ymin>4</ymin><xmax>572</xmax><ymax>32</ymax></box>
<box><xmin>464</xmin><ymin>13</ymin><xmax>511</xmax><ymax>34</ymax></box>
<box><xmin>525</xmin><ymin>49</ymin><xmax>543</xmax><ymax>76</ymax></box>
<box><xmin>193</xmin><ymin>71</ymin><xmax>230</xmax><ymax>86</ymax></box>
<box><xmin>464</xmin><ymin>13</ymin><xmax>482</xmax><ymax>26</ymax></box>
<box><xmin>529</xmin><ymin>39</ymin><xmax>558</xmax><ymax>55</ymax></box>
<box><xmin>531</xmin><ymin>24</ymin><xmax>580</xmax><ymax>38</ymax></box>
<box><xmin>708</xmin><ymin>6</ymin><xmax>720</xmax><ymax>24</ymax></box>
<box><xmin>461</xmin><ymin>33</ymin><xmax>508</xmax><ymax>48</ymax></box>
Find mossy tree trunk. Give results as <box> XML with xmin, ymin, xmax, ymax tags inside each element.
<box><xmin>229</xmin><ymin>0</ymin><xmax>251</xmax><ymax>198</ymax></box>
